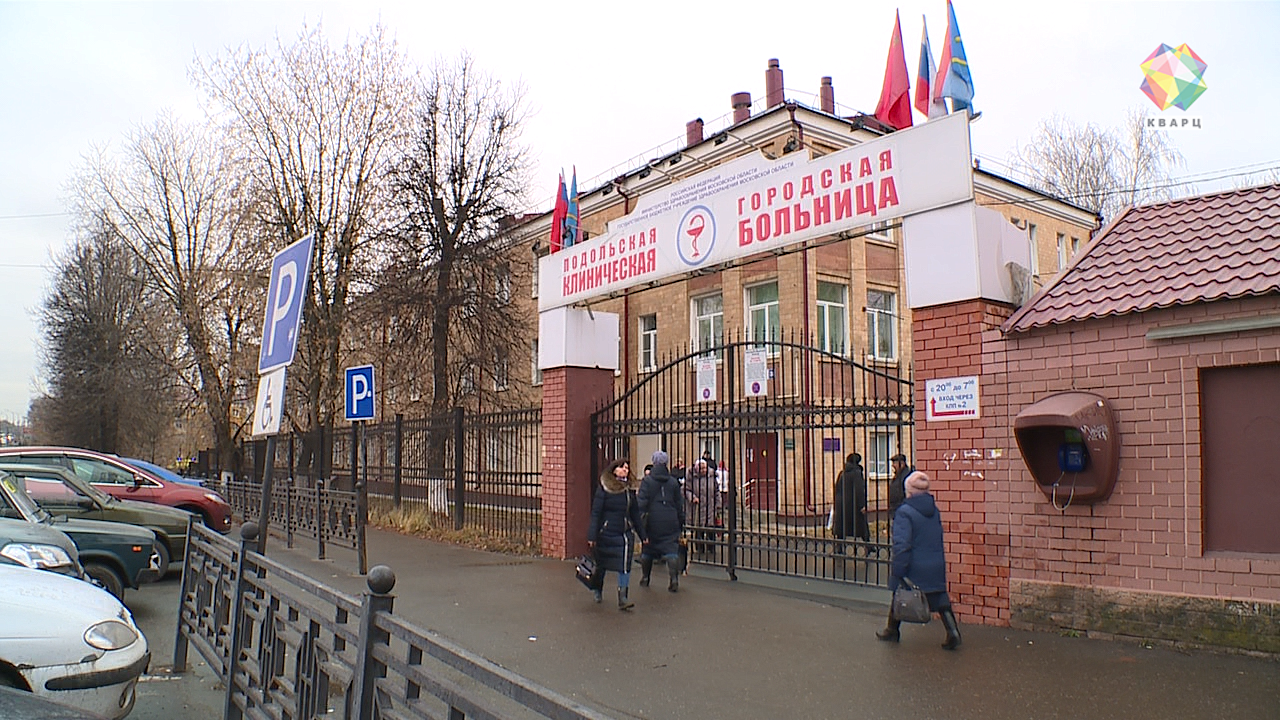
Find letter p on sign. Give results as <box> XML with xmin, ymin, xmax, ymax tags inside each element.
<box><xmin>258</xmin><ymin>234</ymin><xmax>315</xmax><ymax>374</ymax></box>
<box><xmin>345</xmin><ymin>365</ymin><xmax>375</xmax><ymax>421</ymax></box>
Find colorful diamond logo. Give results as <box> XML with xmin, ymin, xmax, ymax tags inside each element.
<box><xmin>1140</xmin><ymin>43</ymin><xmax>1207</xmax><ymax>111</ymax></box>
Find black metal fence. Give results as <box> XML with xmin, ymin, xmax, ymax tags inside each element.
<box><xmin>593</xmin><ymin>334</ymin><xmax>913</xmax><ymax>589</ymax></box>
<box><xmin>174</xmin><ymin>520</ymin><xmax>610</xmax><ymax>720</ymax></box>
<box><xmin>224</xmin><ymin>407</ymin><xmax>543</xmax><ymax>554</ymax></box>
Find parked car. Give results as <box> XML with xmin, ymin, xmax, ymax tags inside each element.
<box><xmin>119</xmin><ymin>457</ymin><xmax>204</xmax><ymax>488</ymax></box>
<box><xmin>0</xmin><ymin>447</ymin><xmax>232</xmax><ymax>533</ymax></box>
<box><xmin>0</xmin><ymin>472</ymin><xmax>159</xmax><ymax>600</ymax></box>
<box><xmin>0</xmin><ymin>560</ymin><xmax>149</xmax><ymax>719</ymax></box>
<box><xmin>2</xmin><ymin>463</ymin><xmax>192</xmax><ymax>577</ymax></box>
<box><xmin>0</xmin><ymin>516</ymin><xmax>83</xmax><ymax>580</ymax></box>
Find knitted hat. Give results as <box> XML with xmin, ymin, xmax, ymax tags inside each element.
<box><xmin>905</xmin><ymin>471</ymin><xmax>931</xmax><ymax>495</ymax></box>
<box><xmin>652</xmin><ymin>450</ymin><xmax>669</xmax><ymax>465</ymax></box>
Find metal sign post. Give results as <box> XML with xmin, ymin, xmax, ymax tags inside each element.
<box><xmin>252</xmin><ymin>234</ymin><xmax>315</xmax><ymax>555</ymax></box>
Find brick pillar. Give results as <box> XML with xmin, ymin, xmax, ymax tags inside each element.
<box><xmin>541</xmin><ymin>366</ymin><xmax>615</xmax><ymax>559</ymax></box>
<box><xmin>913</xmin><ymin>299</ymin><xmax>1014</xmax><ymax>626</ymax></box>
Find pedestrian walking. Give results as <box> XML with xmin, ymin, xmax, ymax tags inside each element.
<box><xmin>638</xmin><ymin>450</ymin><xmax>686</xmax><ymax>592</ymax></box>
<box><xmin>830</xmin><ymin>452</ymin><xmax>869</xmax><ymax>553</ymax></box>
<box><xmin>587</xmin><ymin>458</ymin><xmax>647</xmax><ymax>611</ymax></box>
<box><xmin>876</xmin><ymin>471</ymin><xmax>962</xmax><ymax>649</ymax></box>
<box><xmin>683</xmin><ymin>459</ymin><xmax>721</xmax><ymax>557</ymax></box>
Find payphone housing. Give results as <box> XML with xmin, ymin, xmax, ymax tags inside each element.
<box><xmin>1013</xmin><ymin>391</ymin><xmax>1120</xmax><ymax>505</ymax></box>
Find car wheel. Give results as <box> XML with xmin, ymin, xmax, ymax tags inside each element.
<box><xmin>153</xmin><ymin>540</ymin><xmax>171</xmax><ymax>577</ymax></box>
<box><xmin>84</xmin><ymin>562</ymin><xmax>125</xmax><ymax>600</ymax></box>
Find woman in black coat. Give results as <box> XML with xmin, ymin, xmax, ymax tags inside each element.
<box><xmin>637</xmin><ymin>450</ymin><xmax>686</xmax><ymax>592</ymax></box>
<box><xmin>587</xmin><ymin>458</ymin><xmax>647</xmax><ymax>610</ymax></box>
<box><xmin>830</xmin><ymin>453</ymin><xmax>869</xmax><ymax>552</ymax></box>
<box><xmin>876</xmin><ymin>471</ymin><xmax>961</xmax><ymax>649</ymax></box>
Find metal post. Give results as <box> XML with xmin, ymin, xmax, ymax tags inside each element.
<box><xmin>357</xmin><ymin>421</ymin><xmax>369</xmax><ymax>575</ymax></box>
<box><xmin>255</xmin><ymin>436</ymin><xmax>276</xmax><ymax>555</ymax></box>
<box><xmin>350</xmin><ymin>422</ymin><xmax>360</xmax><ymax>492</ymax></box>
<box><xmin>393</xmin><ymin>413</ymin><xmax>404</xmax><ymax>508</ymax></box>
<box><xmin>223</xmin><ymin>523</ymin><xmax>258</xmax><ymax>720</ymax></box>
<box><xmin>285</xmin><ymin>477</ymin><xmax>294</xmax><ymax>549</ymax></box>
<box><xmin>172</xmin><ymin>515</ymin><xmax>195</xmax><ymax>672</ymax></box>
<box><xmin>726</xmin><ymin>343</ymin><xmax>739</xmax><ymax>582</ymax></box>
<box><xmin>317</xmin><ymin>477</ymin><xmax>326</xmax><ymax>560</ymax></box>
<box><xmin>350</xmin><ymin>565</ymin><xmax>396</xmax><ymax>720</ymax></box>
<box><xmin>452</xmin><ymin>407</ymin><xmax>465</xmax><ymax>531</ymax></box>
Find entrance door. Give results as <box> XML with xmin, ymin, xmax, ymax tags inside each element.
<box><xmin>744</xmin><ymin>433</ymin><xmax>777</xmax><ymax>511</ymax></box>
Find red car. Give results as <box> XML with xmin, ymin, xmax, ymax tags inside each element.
<box><xmin>0</xmin><ymin>447</ymin><xmax>232</xmax><ymax>533</ymax></box>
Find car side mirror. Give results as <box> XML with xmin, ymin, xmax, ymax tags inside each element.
<box><xmin>132</xmin><ymin>475</ymin><xmax>145</xmax><ymax>488</ymax></box>
<box><xmin>77</xmin><ymin>497</ymin><xmax>95</xmax><ymax>510</ymax></box>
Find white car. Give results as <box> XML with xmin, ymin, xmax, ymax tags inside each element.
<box><xmin>0</xmin><ymin>562</ymin><xmax>149</xmax><ymax>719</ymax></box>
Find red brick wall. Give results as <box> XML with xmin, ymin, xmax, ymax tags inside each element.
<box><xmin>541</xmin><ymin>366</ymin><xmax>615</xmax><ymax>559</ymax></box>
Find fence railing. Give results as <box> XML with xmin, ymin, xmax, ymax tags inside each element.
<box><xmin>174</xmin><ymin>520</ymin><xmax>609</xmax><ymax>720</ymax></box>
<box><xmin>227</xmin><ymin>407</ymin><xmax>543</xmax><ymax>553</ymax></box>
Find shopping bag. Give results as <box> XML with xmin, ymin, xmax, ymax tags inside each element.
<box><xmin>575</xmin><ymin>554</ymin><xmax>597</xmax><ymax>590</ymax></box>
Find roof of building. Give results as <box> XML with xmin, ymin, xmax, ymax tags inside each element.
<box><xmin>1005</xmin><ymin>183</ymin><xmax>1280</xmax><ymax>332</ymax></box>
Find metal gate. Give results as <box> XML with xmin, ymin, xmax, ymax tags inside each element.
<box><xmin>591</xmin><ymin>334</ymin><xmax>913</xmax><ymax>587</ymax></box>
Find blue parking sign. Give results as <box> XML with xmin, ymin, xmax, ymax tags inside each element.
<box><xmin>345</xmin><ymin>365</ymin><xmax>375</xmax><ymax>421</ymax></box>
<box><xmin>258</xmin><ymin>234</ymin><xmax>315</xmax><ymax>373</ymax></box>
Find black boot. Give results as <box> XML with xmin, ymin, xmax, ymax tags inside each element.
<box><xmin>668</xmin><ymin>556</ymin><xmax>681</xmax><ymax>592</ymax></box>
<box><xmin>639</xmin><ymin>557</ymin><xmax>653</xmax><ymax>587</ymax></box>
<box><xmin>875</xmin><ymin>614</ymin><xmax>901</xmax><ymax>642</ymax></box>
<box><xmin>618</xmin><ymin>587</ymin><xmax>634</xmax><ymax>611</ymax></box>
<box><xmin>940</xmin><ymin>609</ymin><xmax>962</xmax><ymax>650</ymax></box>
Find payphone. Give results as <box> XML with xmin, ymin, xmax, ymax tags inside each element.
<box><xmin>1014</xmin><ymin>391</ymin><xmax>1119</xmax><ymax>508</ymax></box>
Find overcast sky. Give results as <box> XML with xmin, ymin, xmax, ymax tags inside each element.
<box><xmin>1</xmin><ymin>1</ymin><xmax>1277</xmax><ymax>422</ymax></box>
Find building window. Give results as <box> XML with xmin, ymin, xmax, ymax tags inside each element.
<box><xmin>495</xmin><ymin>263</ymin><xmax>511</xmax><ymax>305</ymax></box>
<box><xmin>816</xmin><ymin>281</ymin><xmax>848</xmax><ymax>355</ymax></box>
<box><xmin>1027</xmin><ymin>223</ymin><xmax>1039</xmax><ymax>276</ymax></box>
<box><xmin>1056</xmin><ymin>232</ymin><xmax>1068</xmax><ymax>270</ymax></box>
<box><xmin>493</xmin><ymin>352</ymin><xmax>509</xmax><ymax>392</ymax></box>
<box><xmin>531</xmin><ymin>340</ymin><xmax>542</xmax><ymax>386</ymax></box>
<box><xmin>639</xmin><ymin>314</ymin><xmax>657</xmax><ymax>372</ymax></box>
<box><xmin>866</xmin><ymin>289</ymin><xmax>897</xmax><ymax>361</ymax></box>
<box><xmin>866</xmin><ymin>220</ymin><xmax>893</xmax><ymax>244</ymax></box>
<box><xmin>693</xmin><ymin>294</ymin><xmax>724</xmax><ymax>357</ymax></box>
<box><xmin>1071</xmin><ymin>236</ymin><xmax>1081</xmax><ymax>255</ymax></box>
<box><xmin>746</xmin><ymin>281</ymin><xmax>780</xmax><ymax>348</ymax></box>
<box><xmin>531</xmin><ymin>257</ymin><xmax>539</xmax><ymax>298</ymax></box>
<box><xmin>867</xmin><ymin>429</ymin><xmax>898</xmax><ymax>480</ymax></box>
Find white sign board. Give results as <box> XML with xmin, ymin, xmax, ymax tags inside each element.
<box><xmin>538</xmin><ymin>112</ymin><xmax>973</xmax><ymax>310</ymax></box>
<box><xmin>252</xmin><ymin>367</ymin><xmax>287</xmax><ymax>436</ymax></box>
<box><xmin>743</xmin><ymin>348</ymin><xmax>768</xmax><ymax>398</ymax></box>
<box><xmin>696</xmin><ymin>355</ymin><xmax>718</xmax><ymax>403</ymax></box>
<box><xmin>925</xmin><ymin>376</ymin><xmax>980</xmax><ymax>421</ymax></box>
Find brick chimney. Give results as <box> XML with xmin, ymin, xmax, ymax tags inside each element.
<box><xmin>731</xmin><ymin>92</ymin><xmax>752</xmax><ymax>124</ymax></box>
<box><xmin>685</xmin><ymin>118</ymin><xmax>704</xmax><ymax>147</ymax></box>
<box><xmin>765</xmin><ymin>58</ymin><xmax>784</xmax><ymax>108</ymax></box>
<box><xmin>820</xmin><ymin>76</ymin><xmax>835</xmax><ymax>114</ymax></box>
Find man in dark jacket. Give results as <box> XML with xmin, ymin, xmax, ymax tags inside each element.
<box><xmin>877</xmin><ymin>471</ymin><xmax>961</xmax><ymax>649</ymax></box>
<box><xmin>888</xmin><ymin>454</ymin><xmax>914</xmax><ymax>518</ymax></box>
<box><xmin>638</xmin><ymin>450</ymin><xmax>686</xmax><ymax>591</ymax></box>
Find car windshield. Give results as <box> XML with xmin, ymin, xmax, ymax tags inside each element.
<box><xmin>123</xmin><ymin>458</ymin><xmax>181</xmax><ymax>484</ymax></box>
<box><xmin>0</xmin><ymin>473</ymin><xmax>53</xmax><ymax>523</ymax></box>
<box><xmin>46</xmin><ymin>471</ymin><xmax>118</xmax><ymax>505</ymax></box>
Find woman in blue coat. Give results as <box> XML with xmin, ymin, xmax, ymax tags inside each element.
<box><xmin>876</xmin><ymin>471</ymin><xmax>962</xmax><ymax>649</ymax></box>
<box><xmin>587</xmin><ymin>458</ymin><xmax>647</xmax><ymax>610</ymax></box>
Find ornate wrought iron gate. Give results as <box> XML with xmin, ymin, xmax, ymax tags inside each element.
<box><xmin>591</xmin><ymin>335</ymin><xmax>913</xmax><ymax>588</ymax></box>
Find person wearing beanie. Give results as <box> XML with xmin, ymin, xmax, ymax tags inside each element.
<box><xmin>637</xmin><ymin>449</ymin><xmax>687</xmax><ymax>591</ymax></box>
<box><xmin>586</xmin><ymin>458</ymin><xmax>647</xmax><ymax>610</ymax></box>
<box><xmin>876</xmin><ymin>470</ymin><xmax>962</xmax><ymax>650</ymax></box>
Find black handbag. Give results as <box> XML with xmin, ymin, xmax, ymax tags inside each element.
<box><xmin>892</xmin><ymin>577</ymin><xmax>932</xmax><ymax>624</ymax></box>
<box><xmin>575</xmin><ymin>554</ymin><xmax>598</xmax><ymax>590</ymax></box>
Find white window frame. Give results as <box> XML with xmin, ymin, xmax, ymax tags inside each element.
<box><xmin>816</xmin><ymin>280</ymin><xmax>848</xmax><ymax>356</ymax></box>
<box><xmin>531</xmin><ymin>340</ymin><xmax>542</xmax><ymax>386</ymax></box>
<box><xmin>1027</xmin><ymin>222</ymin><xmax>1039</xmax><ymax>276</ymax></box>
<box><xmin>745</xmin><ymin>281</ymin><xmax>780</xmax><ymax>350</ymax></box>
<box><xmin>692</xmin><ymin>293</ymin><xmax>724</xmax><ymax>358</ymax></box>
<box><xmin>1057</xmin><ymin>232</ymin><xmax>1068</xmax><ymax>270</ymax></box>
<box><xmin>639</xmin><ymin>314</ymin><xmax>658</xmax><ymax>372</ymax></box>
<box><xmin>531</xmin><ymin>258</ymin><xmax>539</xmax><ymax>298</ymax></box>
<box><xmin>866</xmin><ymin>289</ymin><xmax>898</xmax><ymax>362</ymax></box>
<box><xmin>493</xmin><ymin>353</ymin><xmax>509</xmax><ymax>392</ymax></box>
<box><xmin>867</xmin><ymin>428</ymin><xmax>898</xmax><ymax>480</ymax></box>
<box><xmin>495</xmin><ymin>263</ymin><xmax>511</xmax><ymax>305</ymax></box>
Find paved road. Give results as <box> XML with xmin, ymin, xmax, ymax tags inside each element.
<box><xmin>125</xmin><ymin>575</ymin><xmax>223</xmax><ymax>720</ymax></box>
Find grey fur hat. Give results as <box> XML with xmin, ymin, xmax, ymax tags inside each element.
<box><xmin>652</xmin><ymin>450</ymin><xmax>669</xmax><ymax>465</ymax></box>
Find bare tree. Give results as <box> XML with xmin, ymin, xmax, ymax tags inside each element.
<box><xmin>37</xmin><ymin>229</ymin><xmax>173</xmax><ymax>453</ymax></box>
<box><xmin>378</xmin><ymin>53</ymin><xmax>534</xmax><ymax>418</ymax></box>
<box><xmin>72</xmin><ymin>112</ymin><xmax>263</xmax><ymax>473</ymax></box>
<box><xmin>193</xmin><ymin>22</ymin><xmax>412</xmax><ymax>474</ymax></box>
<box><xmin>1013</xmin><ymin>109</ymin><xmax>1184</xmax><ymax>222</ymax></box>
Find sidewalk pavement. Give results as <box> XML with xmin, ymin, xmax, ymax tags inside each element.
<box><xmin>260</xmin><ymin>527</ymin><xmax>1279</xmax><ymax>720</ymax></box>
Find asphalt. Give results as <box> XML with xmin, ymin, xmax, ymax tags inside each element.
<box><xmin>230</xmin><ymin>526</ymin><xmax>1280</xmax><ymax>720</ymax></box>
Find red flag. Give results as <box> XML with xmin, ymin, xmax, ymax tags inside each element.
<box><xmin>549</xmin><ymin>171</ymin><xmax>567</xmax><ymax>253</ymax></box>
<box><xmin>874</xmin><ymin>11</ymin><xmax>913</xmax><ymax>131</ymax></box>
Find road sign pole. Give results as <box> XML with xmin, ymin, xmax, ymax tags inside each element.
<box><xmin>256</xmin><ymin>435</ymin><xmax>276</xmax><ymax>555</ymax></box>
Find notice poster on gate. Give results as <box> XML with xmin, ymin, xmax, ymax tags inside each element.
<box><xmin>743</xmin><ymin>348</ymin><xmax>768</xmax><ymax>397</ymax></box>
<box><xmin>696</xmin><ymin>355</ymin><xmax>717</xmax><ymax>403</ymax></box>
